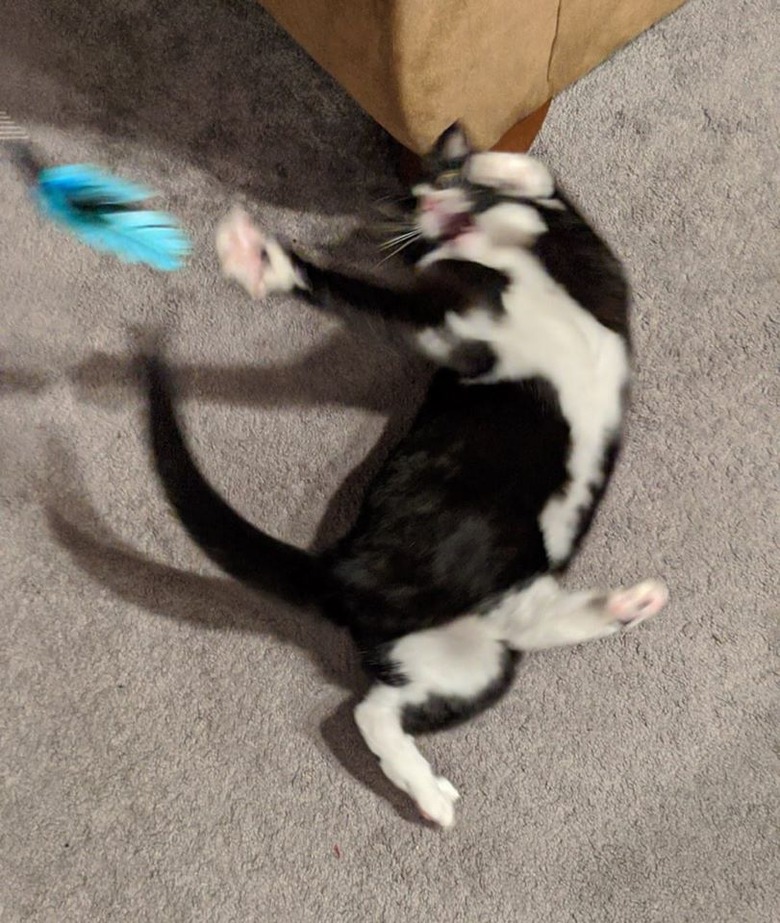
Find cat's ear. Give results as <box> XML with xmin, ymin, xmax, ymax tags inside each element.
<box><xmin>430</xmin><ymin>122</ymin><xmax>472</xmax><ymax>167</ymax></box>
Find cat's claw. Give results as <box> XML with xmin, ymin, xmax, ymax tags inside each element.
<box><xmin>608</xmin><ymin>579</ymin><xmax>669</xmax><ymax>628</ymax></box>
<box><xmin>216</xmin><ymin>205</ymin><xmax>301</xmax><ymax>299</ymax></box>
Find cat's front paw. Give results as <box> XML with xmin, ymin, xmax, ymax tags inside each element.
<box><xmin>216</xmin><ymin>206</ymin><xmax>302</xmax><ymax>299</ymax></box>
<box><xmin>466</xmin><ymin>152</ymin><xmax>555</xmax><ymax>199</ymax></box>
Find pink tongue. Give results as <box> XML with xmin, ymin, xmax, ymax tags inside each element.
<box><xmin>445</xmin><ymin>213</ymin><xmax>471</xmax><ymax>238</ymax></box>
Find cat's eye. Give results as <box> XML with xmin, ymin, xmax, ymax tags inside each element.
<box><xmin>436</xmin><ymin>169</ymin><xmax>461</xmax><ymax>187</ymax></box>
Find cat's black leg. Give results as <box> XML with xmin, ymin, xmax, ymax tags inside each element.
<box><xmin>216</xmin><ymin>206</ymin><xmax>458</xmax><ymax>328</ymax></box>
<box><xmin>286</xmin><ymin>257</ymin><xmax>447</xmax><ymax>327</ymax></box>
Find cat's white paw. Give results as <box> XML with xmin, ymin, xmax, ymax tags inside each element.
<box><xmin>415</xmin><ymin>775</ymin><xmax>460</xmax><ymax>828</ymax></box>
<box><xmin>466</xmin><ymin>152</ymin><xmax>555</xmax><ymax>198</ymax></box>
<box><xmin>215</xmin><ymin>206</ymin><xmax>301</xmax><ymax>299</ymax></box>
<box><xmin>608</xmin><ymin>580</ymin><xmax>669</xmax><ymax>628</ymax></box>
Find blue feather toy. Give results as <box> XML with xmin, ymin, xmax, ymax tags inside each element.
<box><xmin>2</xmin><ymin>111</ymin><xmax>191</xmax><ymax>271</ymax></box>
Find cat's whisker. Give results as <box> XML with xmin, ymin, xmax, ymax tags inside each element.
<box><xmin>378</xmin><ymin>230</ymin><xmax>420</xmax><ymax>252</ymax></box>
<box><xmin>370</xmin><ymin>221</ymin><xmax>416</xmax><ymax>235</ymax></box>
<box><xmin>377</xmin><ymin>238</ymin><xmax>421</xmax><ymax>258</ymax></box>
<box><xmin>380</xmin><ymin>227</ymin><xmax>420</xmax><ymax>241</ymax></box>
<box><xmin>377</xmin><ymin>240</ymin><xmax>417</xmax><ymax>254</ymax></box>
<box><xmin>375</xmin><ymin>234</ymin><xmax>421</xmax><ymax>265</ymax></box>
<box><xmin>371</xmin><ymin>192</ymin><xmax>408</xmax><ymax>206</ymax></box>
<box><xmin>373</xmin><ymin>201</ymin><xmax>415</xmax><ymax>221</ymax></box>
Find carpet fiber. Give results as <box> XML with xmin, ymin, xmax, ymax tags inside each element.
<box><xmin>1</xmin><ymin>1</ymin><xmax>776</xmax><ymax>920</ymax></box>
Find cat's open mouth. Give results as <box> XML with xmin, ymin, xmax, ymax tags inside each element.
<box><xmin>441</xmin><ymin>212</ymin><xmax>473</xmax><ymax>240</ymax></box>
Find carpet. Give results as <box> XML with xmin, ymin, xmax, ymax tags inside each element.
<box><xmin>1</xmin><ymin>0</ymin><xmax>776</xmax><ymax>920</ymax></box>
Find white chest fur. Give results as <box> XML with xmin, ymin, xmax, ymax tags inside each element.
<box><xmin>420</xmin><ymin>238</ymin><xmax>630</xmax><ymax>565</ymax></box>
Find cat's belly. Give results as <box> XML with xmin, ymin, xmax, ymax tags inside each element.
<box><xmin>532</xmin><ymin>335</ymin><xmax>629</xmax><ymax>565</ymax></box>
<box><xmin>433</xmin><ymin>255</ymin><xmax>630</xmax><ymax>567</ymax></box>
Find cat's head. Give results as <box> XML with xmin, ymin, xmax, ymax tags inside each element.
<box><xmin>410</xmin><ymin>123</ymin><xmax>559</xmax><ymax>256</ymax></box>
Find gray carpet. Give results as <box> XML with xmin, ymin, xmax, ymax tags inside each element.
<box><xmin>1</xmin><ymin>0</ymin><xmax>777</xmax><ymax>920</ymax></box>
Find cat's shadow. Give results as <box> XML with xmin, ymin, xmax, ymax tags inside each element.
<box><xmin>66</xmin><ymin>328</ymin><xmax>420</xmax><ymax>415</ymax></box>
<box><xmin>46</xmin><ymin>342</ymin><xmax>429</xmax><ymax>823</ymax></box>
<box><xmin>45</xmin><ymin>438</ymin><xmax>353</xmax><ymax>686</ymax></box>
<box><xmin>64</xmin><ymin>328</ymin><xmax>430</xmax><ymax>550</ymax></box>
<box><xmin>9</xmin><ymin>0</ymin><xmax>429</xmax><ymax>825</ymax></box>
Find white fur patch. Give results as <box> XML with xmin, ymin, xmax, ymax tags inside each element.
<box><xmin>466</xmin><ymin>152</ymin><xmax>555</xmax><ymax>198</ymax></box>
<box><xmin>216</xmin><ymin>206</ymin><xmax>304</xmax><ymax>298</ymax></box>
<box><xmin>356</xmin><ymin>575</ymin><xmax>667</xmax><ymax>824</ymax></box>
<box><xmin>416</xmin><ymin>327</ymin><xmax>454</xmax><ymax>362</ymax></box>
<box><xmin>262</xmin><ymin>237</ymin><xmax>303</xmax><ymax>293</ymax></box>
<box><xmin>423</xmin><ymin>235</ymin><xmax>630</xmax><ymax>565</ymax></box>
<box><xmin>472</xmin><ymin>201</ymin><xmax>547</xmax><ymax>246</ymax></box>
<box><xmin>391</xmin><ymin>615</ymin><xmax>508</xmax><ymax>701</ymax></box>
<box><xmin>537</xmin><ymin>197</ymin><xmax>566</xmax><ymax>211</ymax></box>
<box><xmin>355</xmin><ymin>615</ymin><xmax>507</xmax><ymax>827</ymax></box>
<box><xmin>485</xmin><ymin>575</ymin><xmax>669</xmax><ymax>649</ymax></box>
<box><xmin>354</xmin><ymin>684</ymin><xmax>461</xmax><ymax>827</ymax></box>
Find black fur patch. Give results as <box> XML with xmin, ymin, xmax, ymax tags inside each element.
<box><xmin>359</xmin><ymin>641</ymin><xmax>409</xmax><ymax>687</ymax></box>
<box><xmin>423</xmin><ymin>123</ymin><xmax>472</xmax><ymax>175</ymax></box>
<box><xmin>401</xmin><ymin>647</ymin><xmax>521</xmax><ymax>734</ymax></box>
<box><xmin>446</xmin><ymin>340</ymin><xmax>497</xmax><ymax>378</ymax></box>
<box><xmin>326</xmin><ymin>374</ymin><xmax>569</xmax><ymax>645</ymax></box>
<box><xmin>530</xmin><ymin>193</ymin><xmax>631</xmax><ymax>341</ymax></box>
<box><xmin>560</xmin><ymin>432</ymin><xmax>623</xmax><ymax>568</ymax></box>
<box><xmin>292</xmin><ymin>255</ymin><xmax>509</xmax><ymax>331</ymax></box>
<box><xmin>424</xmin><ymin>260</ymin><xmax>510</xmax><ymax>318</ymax></box>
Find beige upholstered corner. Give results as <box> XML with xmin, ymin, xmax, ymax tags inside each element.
<box><xmin>258</xmin><ymin>0</ymin><xmax>687</xmax><ymax>152</ymax></box>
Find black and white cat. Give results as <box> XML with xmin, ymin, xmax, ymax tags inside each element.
<box><xmin>144</xmin><ymin>126</ymin><xmax>668</xmax><ymax>827</ymax></box>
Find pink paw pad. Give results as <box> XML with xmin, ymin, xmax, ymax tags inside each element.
<box><xmin>608</xmin><ymin>580</ymin><xmax>669</xmax><ymax>625</ymax></box>
<box><xmin>215</xmin><ymin>206</ymin><xmax>269</xmax><ymax>298</ymax></box>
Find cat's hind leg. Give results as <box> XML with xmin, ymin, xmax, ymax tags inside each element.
<box><xmin>355</xmin><ymin>684</ymin><xmax>461</xmax><ymax>828</ymax></box>
<box><xmin>355</xmin><ymin>615</ymin><xmax>517</xmax><ymax>827</ymax></box>
<box><xmin>488</xmin><ymin>575</ymin><xmax>669</xmax><ymax>652</ymax></box>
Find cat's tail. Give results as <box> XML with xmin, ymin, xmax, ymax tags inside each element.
<box><xmin>143</xmin><ymin>354</ymin><xmax>332</xmax><ymax>609</ymax></box>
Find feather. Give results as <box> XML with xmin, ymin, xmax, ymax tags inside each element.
<box><xmin>4</xmin><ymin>111</ymin><xmax>190</xmax><ymax>269</ymax></box>
<box><xmin>34</xmin><ymin>164</ymin><xmax>191</xmax><ymax>271</ymax></box>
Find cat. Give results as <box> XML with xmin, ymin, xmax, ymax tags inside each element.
<box><xmin>143</xmin><ymin>125</ymin><xmax>668</xmax><ymax>827</ymax></box>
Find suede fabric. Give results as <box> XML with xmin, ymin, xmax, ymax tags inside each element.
<box><xmin>259</xmin><ymin>0</ymin><xmax>689</xmax><ymax>150</ymax></box>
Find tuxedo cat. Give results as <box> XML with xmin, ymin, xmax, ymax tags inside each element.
<box><xmin>144</xmin><ymin>126</ymin><xmax>668</xmax><ymax>827</ymax></box>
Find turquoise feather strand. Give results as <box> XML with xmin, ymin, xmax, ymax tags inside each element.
<box><xmin>35</xmin><ymin>164</ymin><xmax>191</xmax><ymax>271</ymax></box>
<box><xmin>3</xmin><ymin>110</ymin><xmax>191</xmax><ymax>271</ymax></box>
